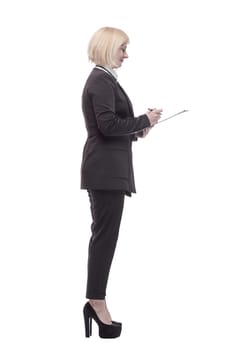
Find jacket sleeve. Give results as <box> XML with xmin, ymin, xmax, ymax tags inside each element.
<box><xmin>89</xmin><ymin>75</ymin><xmax>151</xmax><ymax>137</ymax></box>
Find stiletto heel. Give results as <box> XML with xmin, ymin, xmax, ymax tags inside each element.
<box><xmin>83</xmin><ymin>302</ymin><xmax>122</xmax><ymax>338</ymax></box>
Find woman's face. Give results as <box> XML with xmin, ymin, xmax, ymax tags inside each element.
<box><xmin>113</xmin><ymin>44</ymin><xmax>128</xmax><ymax>68</ymax></box>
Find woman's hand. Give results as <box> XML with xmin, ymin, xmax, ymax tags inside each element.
<box><xmin>146</xmin><ymin>108</ymin><xmax>163</xmax><ymax>126</ymax></box>
<box><xmin>137</xmin><ymin>127</ymin><xmax>151</xmax><ymax>138</ymax></box>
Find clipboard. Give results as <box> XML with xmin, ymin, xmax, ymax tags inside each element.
<box><xmin>158</xmin><ymin>109</ymin><xmax>189</xmax><ymax>123</ymax></box>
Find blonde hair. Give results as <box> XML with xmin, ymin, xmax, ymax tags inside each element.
<box><xmin>87</xmin><ymin>27</ymin><xmax>129</xmax><ymax>67</ymax></box>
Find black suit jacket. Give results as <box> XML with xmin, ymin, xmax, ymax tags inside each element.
<box><xmin>80</xmin><ymin>66</ymin><xmax>150</xmax><ymax>194</ymax></box>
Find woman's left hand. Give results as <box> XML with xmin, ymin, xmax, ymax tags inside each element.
<box><xmin>137</xmin><ymin>127</ymin><xmax>151</xmax><ymax>138</ymax></box>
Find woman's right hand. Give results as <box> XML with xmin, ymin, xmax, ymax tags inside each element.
<box><xmin>146</xmin><ymin>108</ymin><xmax>163</xmax><ymax>126</ymax></box>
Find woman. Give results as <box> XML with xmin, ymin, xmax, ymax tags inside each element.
<box><xmin>81</xmin><ymin>26</ymin><xmax>162</xmax><ymax>338</ymax></box>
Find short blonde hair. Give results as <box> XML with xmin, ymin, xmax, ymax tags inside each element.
<box><xmin>87</xmin><ymin>27</ymin><xmax>129</xmax><ymax>67</ymax></box>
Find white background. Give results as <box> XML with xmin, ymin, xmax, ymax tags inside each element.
<box><xmin>0</xmin><ymin>0</ymin><xmax>233</xmax><ymax>349</ymax></box>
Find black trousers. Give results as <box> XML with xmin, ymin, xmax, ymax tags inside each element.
<box><xmin>86</xmin><ymin>190</ymin><xmax>125</xmax><ymax>299</ymax></box>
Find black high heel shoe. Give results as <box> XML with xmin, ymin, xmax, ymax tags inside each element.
<box><xmin>83</xmin><ymin>302</ymin><xmax>122</xmax><ymax>338</ymax></box>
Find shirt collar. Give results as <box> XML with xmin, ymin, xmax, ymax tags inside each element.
<box><xmin>95</xmin><ymin>65</ymin><xmax>118</xmax><ymax>80</ymax></box>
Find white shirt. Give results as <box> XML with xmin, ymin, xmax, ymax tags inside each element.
<box><xmin>95</xmin><ymin>65</ymin><xmax>118</xmax><ymax>80</ymax></box>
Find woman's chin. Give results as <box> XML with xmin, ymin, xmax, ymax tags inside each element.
<box><xmin>116</xmin><ymin>62</ymin><xmax>122</xmax><ymax>68</ymax></box>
